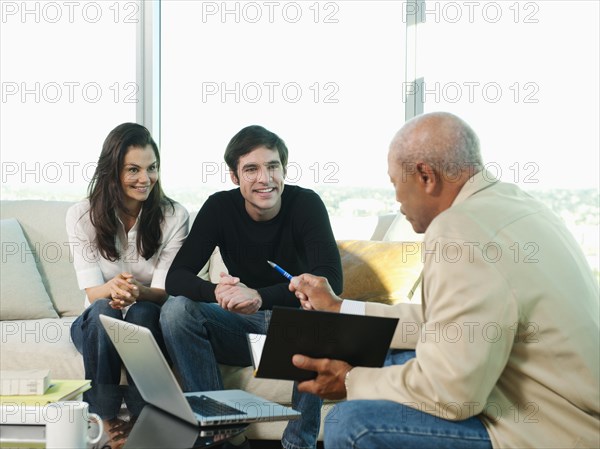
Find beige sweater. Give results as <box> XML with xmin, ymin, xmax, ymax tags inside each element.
<box><xmin>346</xmin><ymin>171</ymin><xmax>599</xmax><ymax>448</ymax></box>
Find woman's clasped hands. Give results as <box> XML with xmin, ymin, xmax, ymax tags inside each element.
<box><xmin>108</xmin><ymin>273</ymin><xmax>140</xmax><ymax>309</ymax></box>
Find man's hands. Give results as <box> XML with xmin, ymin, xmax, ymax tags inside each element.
<box><xmin>108</xmin><ymin>273</ymin><xmax>139</xmax><ymax>309</ymax></box>
<box><xmin>293</xmin><ymin>355</ymin><xmax>353</xmax><ymax>400</ymax></box>
<box><xmin>288</xmin><ymin>274</ymin><xmax>350</xmax><ymax>399</ymax></box>
<box><xmin>214</xmin><ymin>271</ymin><xmax>342</xmax><ymax>314</ymax></box>
<box><xmin>215</xmin><ymin>273</ymin><xmax>262</xmax><ymax>314</ymax></box>
<box><xmin>289</xmin><ymin>273</ymin><xmax>343</xmax><ymax>312</ymax></box>
<box><xmin>213</xmin><ymin>271</ymin><xmax>350</xmax><ymax>398</ymax></box>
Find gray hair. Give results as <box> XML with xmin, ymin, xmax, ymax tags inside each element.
<box><xmin>391</xmin><ymin>112</ymin><xmax>483</xmax><ymax>177</ymax></box>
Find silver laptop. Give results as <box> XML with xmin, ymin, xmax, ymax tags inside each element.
<box><xmin>99</xmin><ymin>314</ymin><xmax>301</xmax><ymax>426</ymax></box>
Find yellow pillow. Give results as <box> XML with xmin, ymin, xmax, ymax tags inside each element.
<box><xmin>338</xmin><ymin>240</ymin><xmax>422</xmax><ymax>304</ymax></box>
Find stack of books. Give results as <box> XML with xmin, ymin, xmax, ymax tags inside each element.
<box><xmin>0</xmin><ymin>370</ymin><xmax>51</xmax><ymax>396</ymax></box>
<box><xmin>0</xmin><ymin>371</ymin><xmax>91</xmax><ymax>447</ymax></box>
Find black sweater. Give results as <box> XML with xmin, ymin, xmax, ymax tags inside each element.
<box><xmin>165</xmin><ymin>185</ymin><xmax>343</xmax><ymax>309</ymax></box>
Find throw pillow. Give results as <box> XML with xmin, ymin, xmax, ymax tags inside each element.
<box><xmin>338</xmin><ymin>240</ymin><xmax>422</xmax><ymax>304</ymax></box>
<box><xmin>0</xmin><ymin>218</ymin><xmax>59</xmax><ymax>320</ymax></box>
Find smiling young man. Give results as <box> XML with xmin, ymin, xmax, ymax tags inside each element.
<box><xmin>161</xmin><ymin>125</ymin><xmax>343</xmax><ymax>449</ymax></box>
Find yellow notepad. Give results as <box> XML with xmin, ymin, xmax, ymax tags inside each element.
<box><xmin>0</xmin><ymin>379</ymin><xmax>91</xmax><ymax>407</ymax></box>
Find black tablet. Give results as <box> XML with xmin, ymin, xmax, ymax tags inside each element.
<box><xmin>248</xmin><ymin>306</ymin><xmax>399</xmax><ymax>381</ymax></box>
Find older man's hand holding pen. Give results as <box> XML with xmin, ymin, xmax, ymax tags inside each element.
<box><xmin>288</xmin><ymin>273</ymin><xmax>343</xmax><ymax>313</ymax></box>
<box><xmin>282</xmin><ymin>270</ymin><xmax>352</xmax><ymax>399</ymax></box>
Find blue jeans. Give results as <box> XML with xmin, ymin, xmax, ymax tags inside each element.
<box><xmin>85</xmin><ymin>384</ymin><xmax>147</xmax><ymax>419</ymax></box>
<box><xmin>324</xmin><ymin>350</ymin><xmax>492</xmax><ymax>449</ymax></box>
<box><xmin>71</xmin><ymin>299</ymin><xmax>166</xmax><ymax>386</ymax></box>
<box><xmin>160</xmin><ymin>297</ymin><xmax>322</xmax><ymax>449</ymax></box>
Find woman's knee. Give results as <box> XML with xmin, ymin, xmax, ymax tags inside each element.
<box><xmin>125</xmin><ymin>301</ymin><xmax>161</xmax><ymax>325</ymax></box>
<box><xmin>85</xmin><ymin>299</ymin><xmax>120</xmax><ymax>321</ymax></box>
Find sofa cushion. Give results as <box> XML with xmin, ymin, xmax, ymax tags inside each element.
<box><xmin>0</xmin><ymin>218</ymin><xmax>59</xmax><ymax>320</ymax></box>
<box><xmin>0</xmin><ymin>201</ymin><xmax>83</xmax><ymax>317</ymax></box>
<box><xmin>0</xmin><ymin>317</ymin><xmax>84</xmax><ymax>378</ymax></box>
<box><xmin>338</xmin><ymin>240</ymin><xmax>422</xmax><ymax>304</ymax></box>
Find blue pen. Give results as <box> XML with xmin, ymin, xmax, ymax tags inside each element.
<box><xmin>267</xmin><ymin>260</ymin><xmax>293</xmax><ymax>281</ymax></box>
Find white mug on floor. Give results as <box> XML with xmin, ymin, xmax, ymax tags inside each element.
<box><xmin>45</xmin><ymin>401</ymin><xmax>102</xmax><ymax>449</ymax></box>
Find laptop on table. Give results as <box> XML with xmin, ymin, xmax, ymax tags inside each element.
<box><xmin>98</xmin><ymin>314</ymin><xmax>300</xmax><ymax>427</ymax></box>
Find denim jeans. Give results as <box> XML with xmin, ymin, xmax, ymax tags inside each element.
<box><xmin>85</xmin><ymin>384</ymin><xmax>147</xmax><ymax>419</ymax></box>
<box><xmin>160</xmin><ymin>296</ymin><xmax>322</xmax><ymax>449</ymax></box>
<box><xmin>324</xmin><ymin>350</ymin><xmax>492</xmax><ymax>449</ymax></box>
<box><xmin>71</xmin><ymin>299</ymin><xmax>166</xmax><ymax>386</ymax></box>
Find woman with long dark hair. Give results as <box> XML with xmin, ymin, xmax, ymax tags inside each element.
<box><xmin>67</xmin><ymin>123</ymin><xmax>188</xmax><ymax>386</ymax></box>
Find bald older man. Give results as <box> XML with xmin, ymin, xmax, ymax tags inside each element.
<box><xmin>289</xmin><ymin>112</ymin><xmax>599</xmax><ymax>449</ymax></box>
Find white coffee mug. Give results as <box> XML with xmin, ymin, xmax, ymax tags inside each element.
<box><xmin>45</xmin><ymin>401</ymin><xmax>102</xmax><ymax>449</ymax></box>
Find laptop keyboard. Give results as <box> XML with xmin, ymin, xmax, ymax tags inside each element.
<box><xmin>187</xmin><ymin>395</ymin><xmax>247</xmax><ymax>417</ymax></box>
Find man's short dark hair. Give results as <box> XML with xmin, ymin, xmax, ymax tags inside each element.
<box><xmin>224</xmin><ymin>125</ymin><xmax>289</xmax><ymax>178</ymax></box>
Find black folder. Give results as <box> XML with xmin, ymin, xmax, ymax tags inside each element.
<box><xmin>248</xmin><ymin>307</ymin><xmax>399</xmax><ymax>381</ymax></box>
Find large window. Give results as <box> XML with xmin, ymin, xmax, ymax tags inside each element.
<box><xmin>1</xmin><ymin>0</ymin><xmax>138</xmax><ymax>201</ymax></box>
<box><xmin>414</xmin><ymin>0</ymin><xmax>598</xmax><ymax>189</ymax></box>
<box><xmin>412</xmin><ymin>0</ymin><xmax>599</xmax><ymax>275</ymax></box>
<box><xmin>160</xmin><ymin>1</ymin><xmax>598</xmax><ymax>246</ymax></box>
<box><xmin>2</xmin><ymin>1</ymin><xmax>598</xmax><ymax>270</ymax></box>
<box><xmin>160</xmin><ymin>1</ymin><xmax>409</xmax><ymax>238</ymax></box>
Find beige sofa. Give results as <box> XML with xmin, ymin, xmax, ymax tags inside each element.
<box><xmin>0</xmin><ymin>200</ymin><xmax>421</xmax><ymax>441</ymax></box>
